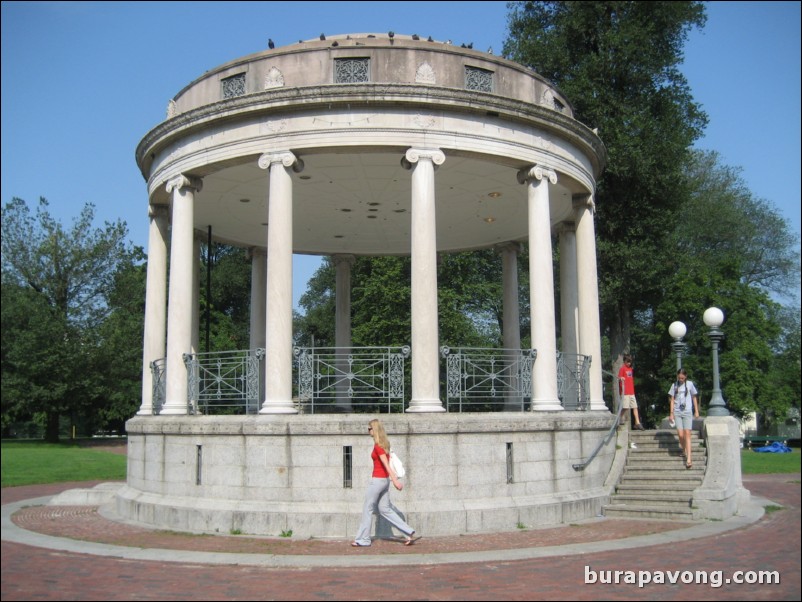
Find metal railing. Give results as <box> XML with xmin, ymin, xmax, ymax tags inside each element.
<box><xmin>294</xmin><ymin>346</ymin><xmax>410</xmax><ymax>414</ymax></box>
<box><xmin>440</xmin><ymin>347</ymin><xmax>535</xmax><ymax>412</ymax></box>
<box><xmin>183</xmin><ymin>348</ymin><xmax>264</xmax><ymax>414</ymax></box>
<box><xmin>557</xmin><ymin>352</ymin><xmax>591</xmax><ymax>410</ymax></box>
<box><xmin>572</xmin><ymin>368</ymin><xmax>622</xmax><ymax>471</ymax></box>
<box><xmin>151</xmin><ymin>346</ymin><xmax>595</xmax><ymax>415</ymax></box>
<box><xmin>150</xmin><ymin>357</ymin><xmax>167</xmax><ymax>415</ymax></box>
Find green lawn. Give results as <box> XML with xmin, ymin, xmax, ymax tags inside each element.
<box><xmin>741</xmin><ymin>447</ymin><xmax>800</xmax><ymax>474</ymax></box>
<box><xmin>1</xmin><ymin>440</ymin><xmax>127</xmax><ymax>487</ymax></box>
<box><xmin>1</xmin><ymin>439</ymin><xmax>798</xmax><ymax>488</ymax></box>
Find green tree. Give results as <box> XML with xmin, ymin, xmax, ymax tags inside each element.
<box><xmin>628</xmin><ymin>152</ymin><xmax>800</xmax><ymax>423</ymax></box>
<box><xmin>295</xmin><ymin>251</ymin><xmax>521</xmax><ymax>350</ymax></box>
<box><xmin>1</xmin><ymin>198</ymin><xmax>138</xmax><ymax>441</ymax></box>
<box><xmin>504</xmin><ymin>1</ymin><xmax>708</xmax><ymax>365</ymax></box>
<box><xmin>199</xmin><ymin>243</ymin><xmax>251</xmax><ymax>352</ymax></box>
<box><xmin>94</xmin><ymin>252</ymin><xmax>147</xmax><ymax>432</ymax></box>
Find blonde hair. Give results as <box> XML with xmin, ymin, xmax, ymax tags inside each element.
<box><xmin>369</xmin><ymin>419</ymin><xmax>391</xmax><ymax>453</ymax></box>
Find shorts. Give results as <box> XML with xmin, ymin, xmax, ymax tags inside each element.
<box><xmin>674</xmin><ymin>414</ymin><xmax>694</xmax><ymax>430</ymax></box>
<box><xmin>621</xmin><ymin>395</ymin><xmax>638</xmax><ymax>409</ymax></box>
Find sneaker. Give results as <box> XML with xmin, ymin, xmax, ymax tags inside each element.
<box><xmin>634</xmin><ymin>423</ymin><xmax>645</xmax><ymax>430</ymax></box>
<box><xmin>630</xmin><ymin>442</ymin><xmax>637</xmax><ymax>449</ymax></box>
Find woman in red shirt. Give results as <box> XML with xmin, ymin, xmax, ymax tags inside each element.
<box><xmin>352</xmin><ymin>419</ymin><xmax>419</xmax><ymax>547</ymax></box>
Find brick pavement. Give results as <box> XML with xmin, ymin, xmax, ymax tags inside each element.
<box><xmin>2</xmin><ymin>474</ymin><xmax>800</xmax><ymax>601</ymax></box>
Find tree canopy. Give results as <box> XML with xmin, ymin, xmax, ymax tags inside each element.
<box><xmin>1</xmin><ymin>198</ymin><xmax>142</xmax><ymax>440</ymax></box>
<box><xmin>504</xmin><ymin>1</ymin><xmax>709</xmax><ymax>361</ymax></box>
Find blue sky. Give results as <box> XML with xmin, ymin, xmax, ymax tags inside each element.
<box><xmin>2</xmin><ymin>1</ymin><xmax>800</xmax><ymax>308</ymax></box>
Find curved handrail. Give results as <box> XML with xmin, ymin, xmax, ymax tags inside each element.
<box><xmin>572</xmin><ymin>368</ymin><xmax>623</xmax><ymax>471</ymax></box>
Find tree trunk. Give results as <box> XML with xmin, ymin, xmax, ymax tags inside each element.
<box><xmin>609</xmin><ymin>300</ymin><xmax>631</xmax><ymax>365</ymax></box>
<box><xmin>44</xmin><ymin>411</ymin><xmax>60</xmax><ymax>443</ymax></box>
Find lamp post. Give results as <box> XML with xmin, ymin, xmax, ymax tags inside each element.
<box><xmin>668</xmin><ymin>321</ymin><xmax>687</xmax><ymax>371</ymax></box>
<box><xmin>703</xmin><ymin>307</ymin><xmax>729</xmax><ymax>417</ymax></box>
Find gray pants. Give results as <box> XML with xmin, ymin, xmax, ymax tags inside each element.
<box><xmin>354</xmin><ymin>477</ymin><xmax>414</xmax><ymax>545</ymax></box>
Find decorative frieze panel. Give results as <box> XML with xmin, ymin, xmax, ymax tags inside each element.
<box><xmin>221</xmin><ymin>73</ymin><xmax>246</xmax><ymax>99</ymax></box>
<box><xmin>415</xmin><ymin>62</ymin><xmax>436</xmax><ymax>84</ymax></box>
<box><xmin>264</xmin><ymin>67</ymin><xmax>285</xmax><ymax>89</ymax></box>
<box><xmin>465</xmin><ymin>66</ymin><xmax>493</xmax><ymax>92</ymax></box>
<box><xmin>334</xmin><ymin>58</ymin><xmax>370</xmax><ymax>83</ymax></box>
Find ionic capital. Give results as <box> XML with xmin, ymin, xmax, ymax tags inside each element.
<box><xmin>495</xmin><ymin>241</ymin><xmax>522</xmax><ymax>255</ymax></box>
<box><xmin>332</xmin><ymin>253</ymin><xmax>356</xmax><ymax>267</ymax></box>
<box><xmin>401</xmin><ymin>148</ymin><xmax>446</xmax><ymax>170</ymax></box>
<box><xmin>572</xmin><ymin>193</ymin><xmax>596</xmax><ymax>213</ymax></box>
<box><xmin>516</xmin><ymin>165</ymin><xmax>558</xmax><ymax>186</ymax></box>
<box><xmin>555</xmin><ymin>221</ymin><xmax>576</xmax><ymax>236</ymax></box>
<box><xmin>165</xmin><ymin>174</ymin><xmax>203</xmax><ymax>194</ymax></box>
<box><xmin>246</xmin><ymin>246</ymin><xmax>267</xmax><ymax>261</ymax></box>
<box><xmin>258</xmin><ymin>150</ymin><xmax>305</xmax><ymax>173</ymax></box>
<box><xmin>148</xmin><ymin>204</ymin><xmax>170</xmax><ymax>219</ymax></box>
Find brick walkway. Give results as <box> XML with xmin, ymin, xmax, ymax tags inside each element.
<box><xmin>2</xmin><ymin>474</ymin><xmax>800</xmax><ymax>600</ymax></box>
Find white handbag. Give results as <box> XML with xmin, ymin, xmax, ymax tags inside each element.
<box><xmin>389</xmin><ymin>451</ymin><xmax>406</xmax><ymax>478</ymax></box>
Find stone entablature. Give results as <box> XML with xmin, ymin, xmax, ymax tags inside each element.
<box><xmin>137</xmin><ymin>84</ymin><xmax>603</xmax><ymax>208</ymax></box>
<box><xmin>169</xmin><ymin>34</ymin><xmax>574</xmax><ymax>118</ymax></box>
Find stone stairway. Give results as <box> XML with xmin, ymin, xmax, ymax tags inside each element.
<box><xmin>603</xmin><ymin>429</ymin><xmax>706</xmax><ymax>520</ymax></box>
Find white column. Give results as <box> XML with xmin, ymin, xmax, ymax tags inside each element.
<box><xmin>334</xmin><ymin>254</ymin><xmax>355</xmax><ymax>412</ymax></box>
<box><xmin>574</xmin><ymin>195</ymin><xmax>607</xmax><ymax>411</ymax></box>
<box><xmin>558</xmin><ymin>222</ymin><xmax>579</xmax><ymax>357</ymax></box>
<box><xmin>558</xmin><ymin>222</ymin><xmax>580</xmax><ymax>410</ymax></box>
<box><xmin>498</xmin><ymin>242</ymin><xmax>522</xmax><ymax>411</ymax></box>
<box><xmin>258</xmin><ymin>151</ymin><xmax>304</xmax><ymax>414</ymax></box>
<box><xmin>138</xmin><ymin>205</ymin><xmax>169</xmax><ymax>415</ymax></box>
<box><xmin>191</xmin><ymin>235</ymin><xmax>201</xmax><ymax>355</ymax></box>
<box><xmin>402</xmin><ymin>148</ymin><xmax>446</xmax><ymax>412</ymax></box>
<box><xmin>162</xmin><ymin>174</ymin><xmax>202</xmax><ymax>415</ymax></box>
<box><xmin>248</xmin><ymin>247</ymin><xmax>267</xmax><ymax>352</ymax></box>
<box><xmin>517</xmin><ymin>165</ymin><xmax>562</xmax><ymax>411</ymax></box>
<box><xmin>248</xmin><ymin>247</ymin><xmax>267</xmax><ymax>413</ymax></box>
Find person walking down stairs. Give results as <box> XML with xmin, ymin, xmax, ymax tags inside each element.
<box><xmin>618</xmin><ymin>354</ymin><xmax>645</xmax><ymax>434</ymax></box>
<box><xmin>668</xmin><ymin>369</ymin><xmax>700</xmax><ymax>469</ymax></box>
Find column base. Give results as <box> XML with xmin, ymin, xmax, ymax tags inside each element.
<box><xmin>406</xmin><ymin>399</ymin><xmax>446</xmax><ymax>413</ymax></box>
<box><xmin>158</xmin><ymin>403</ymin><xmax>189</xmax><ymax>415</ymax></box>
<box><xmin>259</xmin><ymin>401</ymin><xmax>298</xmax><ymax>415</ymax></box>
<box><xmin>530</xmin><ymin>399</ymin><xmax>564</xmax><ymax>412</ymax></box>
<box><xmin>589</xmin><ymin>399</ymin><xmax>609</xmax><ymax>412</ymax></box>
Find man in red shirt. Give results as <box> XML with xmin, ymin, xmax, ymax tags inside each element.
<box><xmin>618</xmin><ymin>354</ymin><xmax>644</xmax><ymax>430</ymax></box>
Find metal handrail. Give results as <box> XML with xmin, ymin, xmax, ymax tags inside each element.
<box><xmin>572</xmin><ymin>368</ymin><xmax>622</xmax><ymax>471</ymax></box>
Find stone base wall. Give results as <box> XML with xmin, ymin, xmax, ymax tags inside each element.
<box><xmin>119</xmin><ymin>412</ymin><xmax>616</xmax><ymax>537</ymax></box>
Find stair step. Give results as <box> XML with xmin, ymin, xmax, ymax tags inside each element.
<box><xmin>616</xmin><ymin>483</ymin><xmax>698</xmax><ymax>493</ymax></box>
<box><xmin>603</xmin><ymin>503</ymin><xmax>695</xmax><ymax>520</ymax></box>
<box><xmin>627</xmin><ymin>453</ymin><xmax>705</xmax><ymax>461</ymax></box>
<box><xmin>619</xmin><ymin>476</ymin><xmax>704</xmax><ymax>487</ymax></box>
<box><xmin>611</xmin><ymin>493</ymin><xmax>692</xmax><ymax>506</ymax></box>
<box><xmin>625</xmin><ymin>462</ymin><xmax>706</xmax><ymax>471</ymax></box>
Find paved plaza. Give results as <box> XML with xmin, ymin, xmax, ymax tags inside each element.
<box><xmin>1</xmin><ymin>473</ymin><xmax>799</xmax><ymax>600</ymax></box>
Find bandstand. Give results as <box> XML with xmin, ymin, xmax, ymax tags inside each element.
<box><xmin>119</xmin><ymin>34</ymin><xmax>615</xmax><ymax>538</ymax></box>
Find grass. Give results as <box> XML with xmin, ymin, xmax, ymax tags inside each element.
<box><xmin>741</xmin><ymin>447</ymin><xmax>801</xmax><ymax>474</ymax></box>
<box><xmin>1</xmin><ymin>439</ymin><xmax>127</xmax><ymax>487</ymax></box>
<box><xmin>1</xmin><ymin>440</ymin><xmax>798</xmax><ymax>488</ymax></box>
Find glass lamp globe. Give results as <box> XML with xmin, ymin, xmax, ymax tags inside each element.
<box><xmin>668</xmin><ymin>321</ymin><xmax>687</xmax><ymax>340</ymax></box>
<box><xmin>703</xmin><ymin>307</ymin><xmax>724</xmax><ymax>328</ymax></box>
